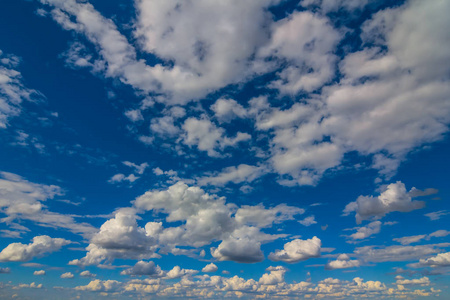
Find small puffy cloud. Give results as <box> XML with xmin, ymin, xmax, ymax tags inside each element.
<box><xmin>80</xmin><ymin>270</ymin><xmax>96</xmax><ymax>278</ymax></box>
<box><xmin>124</xmin><ymin>109</ymin><xmax>143</xmax><ymax>122</ymax></box>
<box><xmin>0</xmin><ymin>267</ymin><xmax>11</xmax><ymax>274</ymax></box>
<box><xmin>269</xmin><ymin>237</ymin><xmax>321</xmax><ymax>263</ymax></box>
<box><xmin>235</xmin><ymin>204</ymin><xmax>304</xmax><ymax>228</ymax></box>
<box><xmin>425</xmin><ymin>210</ymin><xmax>449</xmax><ymax>221</ymax></box>
<box><xmin>60</xmin><ymin>272</ymin><xmax>74</xmax><ymax>279</ymax></box>
<box><xmin>164</xmin><ymin>266</ymin><xmax>198</xmax><ymax>279</ymax></box>
<box><xmin>75</xmin><ymin>279</ymin><xmax>122</xmax><ymax>292</ymax></box>
<box><xmin>428</xmin><ymin>230</ymin><xmax>450</xmax><ymax>238</ymax></box>
<box><xmin>348</xmin><ymin>221</ymin><xmax>381</xmax><ymax>240</ymax></box>
<box><xmin>182</xmin><ymin>117</ymin><xmax>250</xmax><ymax>157</ymax></box>
<box><xmin>202</xmin><ymin>263</ymin><xmax>218</xmax><ymax>273</ymax></box>
<box><xmin>0</xmin><ymin>235</ymin><xmax>70</xmax><ymax>262</ymax></box>
<box><xmin>354</xmin><ymin>244</ymin><xmax>446</xmax><ymax>263</ymax></box>
<box><xmin>33</xmin><ymin>270</ymin><xmax>45</xmax><ymax>276</ymax></box>
<box><xmin>17</xmin><ymin>282</ymin><xmax>42</xmax><ymax>289</ymax></box>
<box><xmin>108</xmin><ymin>173</ymin><xmax>139</xmax><ymax>184</ymax></box>
<box><xmin>325</xmin><ymin>254</ymin><xmax>360</xmax><ymax>270</ymax></box>
<box><xmin>299</xmin><ymin>216</ymin><xmax>317</xmax><ymax>227</ymax></box>
<box><xmin>259</xmin><ymin>266</ymin><xmax>287</xmax><ymax>285</ymax></box>
<box><xmin>396</xmin><ymin>276</ymin><xmax>430</xmax><ymax>286</ymax></box>
<box><xmin>120</xmin><ymin>261</ymin><xmax>163</xmax><ymax>277</ymax></box>
<box><xmin>210</xmin><ymin>98</ymin><xmax>247</xmax><ymax>122</ymax></box>
<box><xmin>343</xmin><ymin>182</ymin><xmax>426</xmax><ymax>223</ymax></box>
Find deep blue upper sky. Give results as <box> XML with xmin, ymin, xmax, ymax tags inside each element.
<box><xmin>0</xmin><ymin>0</ymin><xmax>449</xmax><ymax>299</ymax></box>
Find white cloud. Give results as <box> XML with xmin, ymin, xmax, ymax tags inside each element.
<box><xmin>124</xmin><ymin>109</ymin><xmax>144</xmax><ymax>122</ymax></box>
<box><xmin>393</xmin><ymin>235</ymin><xmax>427</xmax><ymax>245</ymax></box>
<box><xmin>202</xmin><ymin>263</ymin><xmax>218</xmax><ymax>273</ymax></box>
<box><xmin>325</xmin><ymin>254</ymin><xmax>360</xmax><ymax>270</ymax></box>
<box><xmin>211</xmin><ymin>236</ymin><xmax>264</xmax><ymax>263</ymax></box>
<box><xmin>182</xmin><ymin>117</ymin><xmax>250</xmax><ymax>157</ymax></box>
<box><xmin>0</xmin><ymin>235</ymin><xmax>70</xmax><ymax>262</ymax></box>
<box><xmin>164</xmin><ymin>265</ymin><xmax>198</xmax><ymax>279</ymax></box>
<box><xmin>354</xmin><ymin>244</ymin><xmax>448</xmax><ymax>263</ymax></box>
<box><xmin>74</xmin><ymin>279</ymin><xmax>122</xmax><ymax>292</ymax></box>
<box><xmin>396</xmin><ymin>276</ymin><xmax>430</xmax><ymax>286</ymax></box>
<box><xmin>120</xmin><ymin>261</ymin><xmax>163</xmax><ymax>277</ymax></box>
<box><xmin>33</xmin><ymin>270</ymin><xmax>45</xmax><ymax>276</ymax></box>
<box><xmin>410</xmin><ymin>252</ymin><xmax>450</xmax><ymax>268</ymax></box>
<box><xmin>348</xmin><ymin>221</ymin><xmax>381</xmax><ymax>240</ymax></box>
<box><xmin>80</xmin><ymin>270</ymin><xmax>96</xmax><ymax>278</ymax></box>
<box><xmin>210</xmin><ymin>98</ymin><xmax>247</xmax><ymax>122</ymax></box>
<box><xmin>69</xmin><ymin>208</ymin><xmax>157</xmax><ymax>266</ymax></box>
<box><xmin>425</xmin><ymin>210</ymin><xmax>449</xmax><ymax>221</ymax></box>
<box><xmin>269</xmin><ymin>237</ymin><xmax>321</xmax><ymax>263</ymax></box>
<box><xmin>60</xmin><ymin>272</ymin><xmax>74</xmax><ymax>279</ymax></box>
<box><xmin>259</xmin><ymin>266</ymin><xmax>287</xmax><ymax>285</ymax></box>
<box><xmin>259</xmin><ymin>11</ymin><xmax>341</xmax><ymax>94</ymax></box>
<box><xmin>122</xmin><ymin>161</ymin><xmax>149</xmax><ymax>175</ymax></box>
<box><xmin>108</xmin><ymin>173</ymin><xmax>139</xmax><ymax>184</ymax></box>
<box><xmin>198</xmin><ymin>164</ymin><xmax>266</xmax><ymax>186</ymax></box>
<box><xmin>343</xmin><ymin>182</ymin><xmax>426</xmax><ymax>224</ymax></box>
<box><xmin>0</xmin><ymin>50</ymin><xmax>44</xmax><ymax>129</ymax></box>
<box><xmin>299</xmin><ymin>216</ymin><xmax>317</xmax><ymax>227</ymax></box>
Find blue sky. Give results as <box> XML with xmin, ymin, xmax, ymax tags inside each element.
<box><xmin>0</xmin><ymin>0</ymin><xmax>449</xmax><ymax>299</ymax></box>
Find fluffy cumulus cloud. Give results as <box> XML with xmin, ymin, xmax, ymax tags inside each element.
<box><xmin>269</xmin><ymin>237</ymin><xmax>321</xmax><ymax>263</ymax></box>
<box><xmin>33</xmin><ymin>270</ymin><xmax>45</xmax><ymax>276</ymax></box>
<box><xmin>0</xmin><ymin>235</ymin><xmax>70</xmax><ymax>262</ymax></box>
<box><xmin>325</xmin><ymin>254</ymin><xmax>360</xmax><ymax>270</ymax></box>
<box><xmin>201</xmin><ymin>263</ymin><xmax>218</xmax><ymax>273</ymax></box>
<box><xmin>72</xmin><ymin>182</ymin><xmax>302</xmax><ymax>265</ymax></box>
<box><xmin>120</xmin><ymin>261</ymin><xmax>163</xmax><ymax>277</ymax></box>
<box><xmin>60</xmin><ymin>272</ymin><xmax>74</xmax><ymax>279</ymax></box>
<box><xmin>348</xmin><ymin>221</ymin><xmax>382</xmax><ymax>240</ymax></box>
<box><xmin>344</xmin><ymin>182</ymin><xmax>427</xmax><ymax>223</ymax></box>
<box><xmin>410</xmin><ymin>252</ymin><xmax>450</xmax><ymax>268</ymax></box>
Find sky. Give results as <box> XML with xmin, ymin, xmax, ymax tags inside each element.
<box><xmin>0</xmin><ymin>0</ymin><xmax>449</xmax><ymax>299</ymax></box>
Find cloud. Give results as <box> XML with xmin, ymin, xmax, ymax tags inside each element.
<box><xmin>343</xmin><ymin>182</ymin><xmax>426</xmax><ymax>223</ymax></box>
<box><xmin>269</xmin><ymin>237</ymin><xmax>321</xmax><ymax>263</ymax></box>
<box><xmin>80</xmin><ymin>270</ymin><xmax>96</xmax><ymax>278</ymax></box>
<box><xmin>210</xmin><ymin>98</ymin><xmax>247</xmax><ymax>122</ymax></box>
<box><xmin>396</xmin><ymin>276</ymin><xmax>430</xmax><ymax>286</ymax></box>
<box><xmin>108</xmin><ymin>173</ymin><xmax>139</xmax><ymax>184</ymax></box>
<box><xmin>425</xmin><ymin>210</ymin><xmax>449</xmax><ymax>221</ymax></box>
<box><xmin>0</xmin><ymin>235</ymin><xmax>70</xmax><ymax>262</ymax></box>
<box><xmin>0</xmin><ymin>50</ymin><xmax>44</xmax><ymax>129</ymax></box>
<box><xmin>325</xmin><ymin>254</ymin><xmax>360</xmax><ymax>270</ymax></box>
<box><xmin>202</xmin><ymin>263</ymin><xmax>218</xmax><ymax>273</ymax></box>
<box><xmin>393</xmin><ymin>235</ymin><xmax>427</xmax><ymax>245</ymax></box>
<box><xmin>211</xmin><ymin>236</ymin><xmax>264</xmax><ymax>263</ymax></box>
<box><xmin>348</xmin><ymin>221</ymin><xmax>382</xmax><ymax>240</ymax></box>
<box><xmin>182</xmin><ymin>117</ymin><xmax>250</xmax><ymax>157</ymax></box>
<box><xmin>259</xmin><ymin>266</ymin><xmax>287</xmax><ymax>285</ymax></box>
<box><xmin>197</xmin><ymin>164</ymin><xmax>267</xmax><ymax>186</ymax></box>
<box><xmin>69</xmin><ymin>208</ymin><xmax>157</xmax><ymax>266</ymax></box>
<box><xmin>74</xmin><ymin>279</ymin><xmax>122</xmax><ymax>292</ymax></box>
<box><xmin>60</xmin><ymin>272</ymin><xmax>74</xmax><ymax>279</ymax></box>
<box><xmin>122</xmin><ymin>161</ymin><xmax>149</xmax><ymax>175</ymax></box>
<box><xmin>33</xmin><ymin>270</ymin><xmax>45</xmax><ymax>276</ymax></box>
<box><xmin>120</xmin><ymin>261</ymin><xmax>163</xmax><ymax>277</ymax></box>
<box><xmin>354</xmin><ymin>243</ymin><xmax>449</xmax><ymax>263</ymax></box>
<box><xmin>0</xmin><ymin>171</ymin><xmax>96</xmax><ymax>238</ymax></box>
<box><xmin>299</xmin><ymin>216</ymin><xmax>317</xmax><ymax>227</ymax></box>
<box><xmin>409</xmin><ymin>252</ymin><xmax>450</xmax><ymax>268</ymax></box>
<box><xmin>164</xmin><ymin>266</ymin><xmax>198</xmax><ymax>279</ymax></box>
<box><xmin>0</xmin><ymin>267</ymin><xmax>10</xmax><ymax>274</ymax></box>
